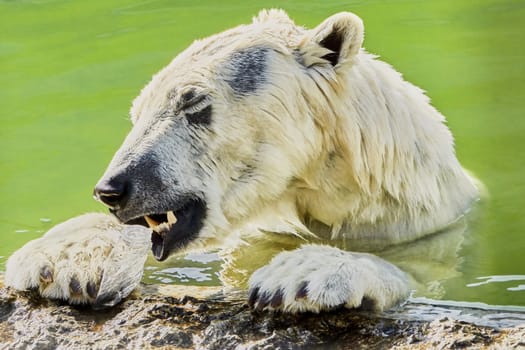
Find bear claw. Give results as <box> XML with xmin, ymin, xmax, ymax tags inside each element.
<box><xmin>86</xmin><ymin>281</ymin><xmax>99</xmax><ymax>299</ymax></box>
<box><xmin>69</xmin><ymin>276</ymin><xmax>82</xmax><ymax>295</ymax></box>
<box><xmin>295</xmin><ymin>281</ymin><xmax>309</xmax><ymax>300</ymax></box>
<box><xmin>248</xmin><ymin>286</ymin><xmax>259</xmax><ymax>308</ymax></box>
<box><xmin>39</xmin><ymin>266</ymin><xmax>54</xmax><ymax>285</ymax></box>
<box><xmin>255</xmin><ymin>291</ymin><xmax>271</xmax><ymax>311</ymax></box>
<box><xmin>270</xmin><ymin>288</ymin><xmax>284</xmax><ymax>308</ymax></box>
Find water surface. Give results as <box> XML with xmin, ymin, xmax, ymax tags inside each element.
<box><xmin>1</xmin><ymin>0</ymin><xmax>524</xmax><ymax>307</ymax></box>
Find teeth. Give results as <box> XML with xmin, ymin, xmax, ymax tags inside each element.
<box><xmin>156</xmin><ymin>222</ymin><xmax>170</xmax><ymax>233</ymax></box>
<box><xmin>167</xmin><ymin>211</ymin><xmax>177</xmax><ymax>225</ymax></box>
<box><xmin>144</xmin><ymin>212</ymin><xmax>177</xmax><ymax>234</ymax></box>
<box><xmin>144</xmin><ymin>215</ymin><xmax>160</xmax><ymax>229</ymax></box>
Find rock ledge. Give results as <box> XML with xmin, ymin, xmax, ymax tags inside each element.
<box><xmin>0</xmin><ymin>282</ymin><xmax>524</xmax><ymax>349</ymax></box>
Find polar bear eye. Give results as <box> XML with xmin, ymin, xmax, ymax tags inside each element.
<box><xmin>179</xmin><ymin>92</ymin><xmax>212</xmax><ymax>125</ymax></box>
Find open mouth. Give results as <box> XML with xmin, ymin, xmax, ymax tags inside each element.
<box><xmin>125</xmin><ymin>198</ymin><xmax>207</xmax><ymax>261</ymax></box>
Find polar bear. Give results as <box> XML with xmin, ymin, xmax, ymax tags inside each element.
<box><xmin>5</xmin><ymin>10</ymin><xmax>478</xmax><ymax>313</ymax></box>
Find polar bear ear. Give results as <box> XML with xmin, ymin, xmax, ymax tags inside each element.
<box><xmin>305</xmin><ymin>12</ymin><xmax>364</xmax><ymax>67</ymax></box>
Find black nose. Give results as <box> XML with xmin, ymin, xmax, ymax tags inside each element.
<box><xmin>93</xmin><ymin>177</ymin><xmax>128</xmax><ymax>209</ymax></box>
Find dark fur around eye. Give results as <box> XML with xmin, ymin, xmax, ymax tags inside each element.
<box><xmin>186</xmin><ymin>105</ymin><xmax>212</xmax><ymax>125</ymax></box>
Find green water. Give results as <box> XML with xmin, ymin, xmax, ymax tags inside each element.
<box><xmin>1</xmin><ymin>0</ymin><xmax>524</xmax><ymax>307</ymax></box>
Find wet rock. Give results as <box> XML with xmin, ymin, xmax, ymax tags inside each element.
<box><xmin>0</xmin><ymin>280</ymin><xmax>524</xmax><ymax>349</ymax></box>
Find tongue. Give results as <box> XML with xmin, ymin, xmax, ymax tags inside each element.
<box><xmin>151</xmin><ymin>231</ymin><xmax>166</xmax><ymax>261</ymax></box>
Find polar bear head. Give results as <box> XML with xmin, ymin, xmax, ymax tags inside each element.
<box><xmin>93</xmin><ymin>10</ymin><xmax>367</xmax><ymax>260</ymax></box>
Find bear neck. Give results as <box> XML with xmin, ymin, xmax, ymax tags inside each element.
<box><xmin>293</xmin><ymin>51</ymin><xmax>479</xmax><ymax>244</ymax></box>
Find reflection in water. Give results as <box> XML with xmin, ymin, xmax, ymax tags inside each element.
<box><xmin>150</xmin><ymin>267</ymin><xmax>214</xmax><ymax>284</ymax></box>
<box><xmin>185</xmin><ymin>252</ymin><xmax>221</xmax><ymax>264</ymax></box>
<box><xmin>467</xmin><ymin>275</ymin><xmax>525</xmax><ymax>291</ymax></box>
<box><xmin>143</xmin><ymin>252</ymin><xmax>222</xmax><ymax>286</ymax></box>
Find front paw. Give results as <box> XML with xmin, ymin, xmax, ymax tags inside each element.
<box><xmin>248</xmin><ymin>245</ymin><xmax>409</xmax><ymax>313</ymax></box>
<box><xmin>5</xmin><ymin>213</ymin><xmax>151</xmax><ymax>308</ymax></box>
